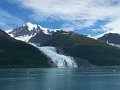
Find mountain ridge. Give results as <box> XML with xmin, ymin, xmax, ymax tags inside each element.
<box><xmin>6</xmin><ymin>22</ymin><xmax>62</xmax><ymax>42</ymax></box>
<box><xmin>5</xmin><ymin>22</ymin><xmax>120</xmax><ymax>67</ymax></box>
<box><xmin>0</xmin><ymin>29</ymin><xmax>50</xmax><ymax>68</ymax></box>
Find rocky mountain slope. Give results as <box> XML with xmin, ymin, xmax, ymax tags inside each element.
<box><xmin>97</xmin><ymin>33</ymin><xmax>120</xmax><ymax>48</ymax></box>
<box><xmin>40</xmin><ymin>31</ymin><xmax>120</xmax><ymax>66</ymax></box>
<box><xmin>6</xmin><ymin>22</ymin><xmax>59</xmax><ymax>42</ymax></box>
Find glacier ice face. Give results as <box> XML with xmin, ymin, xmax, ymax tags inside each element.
<box><xmin>30</xmin><ymin>43</ymin><xmax>77</xmax><ymax>68</ymax></box>
<box><xmin>38</xmin><ymin>46</ymin><xmax>77</xmax><ymax>68</ymax></box>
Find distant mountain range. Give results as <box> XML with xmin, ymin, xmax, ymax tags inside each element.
<box><xmin>0</xmin><ymin>22</ymin><xmax>119</xmax><ymax>68</ymax></box>
<box><xmin>1</xmin><ymin>22</ymin><xmax>119</xmax><ymax>67</ymax></box>
<box><xmin>97</xmin><ymin>33</ymin><xmax>120</xmax><ymax>48</ymax></box>
<box><xmin>7</xmin><ymin>22</ymin><xmax>120</xmax><ymax>48</ymax></box>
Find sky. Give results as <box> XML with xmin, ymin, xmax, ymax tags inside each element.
<box><xmin>0</xmin><ymin>0</ymin><xmax>120</xmax><ymax>35</ymax></box>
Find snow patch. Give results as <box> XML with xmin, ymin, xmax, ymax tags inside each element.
<box><xmin>5</xmin><ymin>29</ymin><xmax>12</xmax><ymax>33</ymax></box>
<box><xmin>15</xmin><ymin>35</ymin><xmax>35</xmax><ymax>42</ymax></box>
<box><xmin>107</xmin><ymin>42</ymin><xmax>120</xmax><ymax>48</ymax></box>
<box><xmin>87</xmin><ymin>34</ymin><xmax>94</xmax><ymax>39</ymax></box>
<box><xmin>6</xmin><ymin>31</ymin><xmax>36</xmax><ymax>42</ymax></box>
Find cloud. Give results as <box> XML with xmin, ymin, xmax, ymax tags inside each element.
<box><xmin>12</xmin><ymin>0</ymin><xmax>120</xmax><ymax>33</ymax></box>
<box><xmin>0</xmin><ymin>9</ymin><xmax>25</xmax><ymax>30</ymax></box>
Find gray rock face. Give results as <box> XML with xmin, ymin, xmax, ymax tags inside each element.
<box><xmin>9</xmin><ymin>25</ymin><xmax>40</xmax><ymax>37</ymax></box>
<box><xmin>28</xmin><ymin>31</ymin><xmax>51</xmax><ymax>45</ymax></box>
<box><xmin>6</xmin><ymin>22</ymin><xmax>57</xmax><ymax>42</ymax></box>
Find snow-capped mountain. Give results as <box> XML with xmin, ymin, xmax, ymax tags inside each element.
<box><xmin>6</xmin><ymin>22</ymin><xmax>57</xmax><ymax>42</ymax></box>
<box><xmin>5</xmin><ymin>22</ymin><xmax>120</xmax><ymax>67</ymax></box>
<box><xmin>97</xmin><ymin>33</ymin><xmax>120</xmax><ymax>48</ymax></box>
<box><xmin>90</xmin><ymin>30</ymin><xmax>120</xmax><ymax>48</ymax></box>
<box><xmin>94</xmin><ymin>30</ymin><xmax>120</xmax><ymax>39</ymax></box>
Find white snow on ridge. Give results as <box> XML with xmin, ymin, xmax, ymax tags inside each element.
<box><xmin>93</xmin><ymin>30</ymin><xmax>120</xmax><ymax>39</ymax></box>
<box><xmin>15</xmin><ymin>34</ymin><xmax>35</xmax><ymax>42</ymax></box>
<box><xmin>93</xmin><ymin>33</ymin><xmax>106</xmax><ymax>39</ymax></box>
<box><xmin>25</xmin><ymin>22</ymin><xmax>37</xmax><ymax>31</ymax></box>
<box><xmin>5</xmin><ymin>29</ymin><xmax>36</xmax><ymax>42</ymax></box>
<box><xmin>5</xmin><ymin>22</ymin><xmax>64</xmax><ymax>40</ymax></box>
<box><xmin>23</xmin><ymin>22</ymin><xmax>64</xmax><ymax>35</ymax></box>
<box><xmin>39</xmin><ymin>25</ymin><xmax>50</xmax><ymax>34</ymax></box>
<box><xmin>26</xmin><ymin>22</ymin><xmax>50</xmax><ymax>34</ymax></box>
<box><xmin>5</xmin><ymin>29</ymin><xmax>12</xmax><ymax>33</ymax></box>
<box><xmin>22</xmin><ymin>22</ymin><xmax>48</xmax><ymax>34</ymax></box>
<box><xmin>107</xmin><ymin>42</ymin><xmax>120</xmax><ymax>48</ymax></box>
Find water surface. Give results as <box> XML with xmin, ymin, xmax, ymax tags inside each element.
<box><xmin>0</xmin><ymin>67</ymin><xmax>120</xmax><ymax>90</ymax></box>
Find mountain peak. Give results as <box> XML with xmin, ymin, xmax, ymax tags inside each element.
<box><xmin>24</xmin><ymin>22</ymin><xmax>38</xmax><ymax>31</ymax></box>
<box><xmin>26</xmin><ymin>22</ymin><xmax>33</xmax><ymax>25</ymax></box>
<box><xmin>23</xmin><ymin>22</ymin><xmax>50</xmax><ymax>34</ymax></box>
<box><xmin>6</xmin><ymin>22</ymin><xmax>55</xmax><ymax>42</ymax></box>
<box><xmin>6</xmin><ymin>22</ymin><xmax>70</xmax><ymax>42</ymax></box>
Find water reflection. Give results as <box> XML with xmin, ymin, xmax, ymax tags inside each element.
<box><xmin>0</xmin><ymin>68</ymin><xmax>120</xmax><ymax>90</ymax></box>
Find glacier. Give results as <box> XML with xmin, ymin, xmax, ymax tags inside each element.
<box><xmin>30</xmin><ymin>43</ymin><xmax>77</xmax><ymax>68</ymax></box>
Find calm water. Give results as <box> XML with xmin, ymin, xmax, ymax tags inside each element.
<box><xmin>0</xmin><ymin>67</ymin><xmax>120</xmax><ymax>90</ymax></box>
